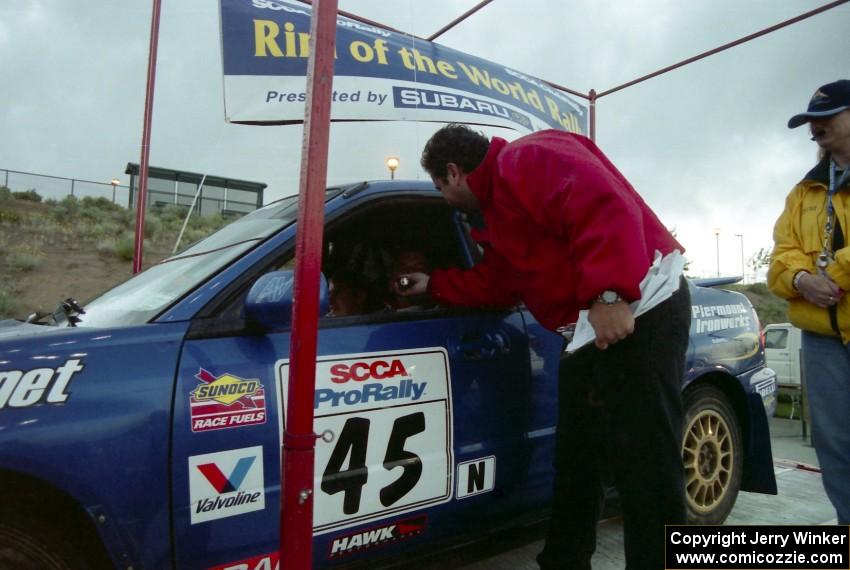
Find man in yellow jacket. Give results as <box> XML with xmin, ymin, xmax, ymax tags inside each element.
<box><xmin>769</xmin><ymin>79</ymin><xmax>850</xmax><ymax>524</ymax></box>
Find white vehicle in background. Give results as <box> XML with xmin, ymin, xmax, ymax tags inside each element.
<box><xmin>764</xmin><ymin>323</ymin><xmax>802</xmax><ymax>387</ymax></box>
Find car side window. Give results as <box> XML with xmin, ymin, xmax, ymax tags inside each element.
<box><xmin>765</xmin><ymin>329</ymin><xmax>788</xmax><ymax>349</ymax></box>
<box><xmin>205</xmin><ymin>196</ymin><xmax>468</xmax><ymax>324</ymax></box>
<box><xmin>322</xmin><ymin>198</ymin><xmax>464</xmax><ymax>319</ymax></box>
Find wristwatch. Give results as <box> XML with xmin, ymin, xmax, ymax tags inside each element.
<box><xmin>596</xmin><ymin>290</ymin><xmax>623</xmax><ymax>306</ymax></box>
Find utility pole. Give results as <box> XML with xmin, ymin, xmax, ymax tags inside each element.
<box><xmin>714</xmin><ymin>228</ymin><xmax>721</xmax><ymax>277</ymax></box>
<box><xmin>735</xmin><ymin>234</ymin><xmax>745</xmax><ymax>283</ymax></box>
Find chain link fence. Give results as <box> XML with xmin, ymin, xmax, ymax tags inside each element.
<box><xmin>1</xmin><ymin>168</ymin><xmax>262</xmax><ymax>218</ymax></box>
<box><xmin>1</xmin><ymin>168</ymin><xmax>129</xmax><ymax>205</ymax></box>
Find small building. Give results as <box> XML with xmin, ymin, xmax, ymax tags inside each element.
<box><xmin>125</xmin><ymin>163</ymin><xmax>266</xmax><ymax>217</ymax></box>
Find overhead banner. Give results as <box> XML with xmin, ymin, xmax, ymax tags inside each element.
<box><xmin>220</xmin><ymin>0</ymin><xmax>588</xmax><ymax>133</ymax></box>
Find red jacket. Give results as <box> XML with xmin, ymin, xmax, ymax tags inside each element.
<box><xmin>429</xmin><ymin>130</ymin><xmax>683</xmax><ymax>331</ymax></box>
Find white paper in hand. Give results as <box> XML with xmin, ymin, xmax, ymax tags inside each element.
<box><xmin>565</xmin><ymin>250</ymin><xmax>685</xmax><ymax>353</ymax></box>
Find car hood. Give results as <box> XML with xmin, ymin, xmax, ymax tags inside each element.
<box><xmin>0</xmin><ymin>319</ymin><xmax>61</xmax><ymax>340</ymax></box>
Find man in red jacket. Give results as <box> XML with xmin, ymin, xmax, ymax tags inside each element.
<box><xmin>398</xmin><ymin>124</ymin><xmax>691</xmax><ymax>569</ymax></box>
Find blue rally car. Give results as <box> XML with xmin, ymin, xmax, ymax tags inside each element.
<box><xmin>0</xmin><ymin>181</ymin><xmax>776</xmax><ymax>569</ymax></box>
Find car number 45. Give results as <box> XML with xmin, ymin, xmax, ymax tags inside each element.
<box><xmin>322</xmin><ymin>411</ymin><xmax>425</xmax><ymax>515</ymax></box>
<box><xmin>313</xmin><ymin>404</ymin><xmax>452</xmax><ymax>533</ymax></box>
<box><xmin>276</xmin><ymin>350</ymin><xmax>455</xmax><ymax>534</ymax></box>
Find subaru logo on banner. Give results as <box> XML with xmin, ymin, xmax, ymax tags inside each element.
<box><xmin>219</xmin><ymin>0</ymin><xmax>588</xmax><ymax>133</ymax></box>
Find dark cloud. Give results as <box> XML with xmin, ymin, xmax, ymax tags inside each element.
<box><xmin>0</xmin><ymin>0</ymin><xmax>847</xmax><ymax>276</ymax></box>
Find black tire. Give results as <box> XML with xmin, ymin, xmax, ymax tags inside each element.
<box><xmin>681</xmin><ymin>384</ymin><xmax>743</xmax><ymax>524</ymax></box>
<box><xmin>0</xmin><ymin>517</ymin><xmax>91</xmax><ymax>570</ymax></box>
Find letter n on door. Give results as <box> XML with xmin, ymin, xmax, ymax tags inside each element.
<box><xmin>456</xmin><ymin>456</ymin><xmax>496</xmax><ymax>499</ymax></box>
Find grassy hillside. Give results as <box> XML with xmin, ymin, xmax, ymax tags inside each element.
<box><xmin>721</xmin><ymin>282</ymin><xmax>789</xmax><ymax>327</ymax></box>
<box><xmin>0</xmin><ymin>187</ymin><xmax>791</xmax><ymax>326</ymax></box>
<box><xmin>0</xmin><ymin>187</ymin><xmax>235</xmax><ymax>320</ymax></box>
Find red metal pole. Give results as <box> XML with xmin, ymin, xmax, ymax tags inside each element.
<box><xmin>427</xmin><ymin>0</ymin><xmax>494</xmax><ymax>41</ymax></box>
<box><xmin>541</xmin><ymin>79</ymin><xmax>591</xmax><ymax>101</ymax></box>
<box><xmin>280</xmin><ymin>0</ymin><xmax>338</xmax><ymax>566</ymax></box>
<box><xmin>596</xmin><ymin>0</ymin><xmax>850</xmax><ymax>99</ymax></box>
<box><xmin>132</xmin><ymin>0</ymin><xmax>163</xmax><ymax>274</ymax></box>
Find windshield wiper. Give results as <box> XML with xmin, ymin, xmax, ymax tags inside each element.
<box><xmin>47</xmin><ymin>298</ymin><xmax>86</xmax><ymax>327</ymax></box>
<box><xmin>25</xmin><ymin>310</ymin><xmax>56</xmax><ymax>326</ymax></box>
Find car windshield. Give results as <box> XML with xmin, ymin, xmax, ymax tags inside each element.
<box><xmin>73</xmin><ymin>195</ymin><xmax>305</xmax><ymax>328</ymax></box>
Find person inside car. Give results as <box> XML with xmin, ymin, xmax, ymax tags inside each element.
<box><xmin>327</xmin><ymin>271</ymin><xmax>372</xmax><ymax>317</ymax></box>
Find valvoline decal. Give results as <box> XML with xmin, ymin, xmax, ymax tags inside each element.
<box><xmin>190</xmin><ymin>368</ymin><xmax>266</xmax><ymax>432</ymax></box>
<box><xmin>188</xmin><ymin>446</ymin><xmax>265</xmax><ymax>524</ymax></box>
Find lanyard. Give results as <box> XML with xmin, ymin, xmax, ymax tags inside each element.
<box><xmin>818</xmin><ymin>160</ymin><xmax>841</xmax><ymax>273</ymax></box>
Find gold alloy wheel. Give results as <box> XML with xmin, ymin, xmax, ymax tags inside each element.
<box><xmin>682</xmin><ymin>408</ymin><xmax>734</xmax><ymax>513</ymax></box>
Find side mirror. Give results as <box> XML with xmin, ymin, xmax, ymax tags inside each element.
<box><xmin>244</xmin><ymin>270</ymin><xmax>329</xmax><ymax>331</ymax></box>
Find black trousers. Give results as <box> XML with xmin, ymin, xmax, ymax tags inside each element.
<box><xmin>538</xmin><ymin>279</ymin><xmax>691</xmax><ymax>570</ymax></box>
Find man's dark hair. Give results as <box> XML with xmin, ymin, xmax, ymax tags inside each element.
<box><xmin>420</xmin><ymin>124</ymin><xmax>490</xmax><ymax>180</ymax></box>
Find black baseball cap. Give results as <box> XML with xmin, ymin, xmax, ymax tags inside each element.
<box><xmin>788</xmin><ymin>79</ymin><xmax>850</xmax><ymax>128</ymax></box>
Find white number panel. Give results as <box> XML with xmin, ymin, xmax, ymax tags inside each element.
<box><xmin>276</xmin><ymin>348</ymin><xmax>454</xmax><ymax>534</ymax></box>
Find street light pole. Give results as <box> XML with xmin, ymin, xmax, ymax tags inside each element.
<box><xmin>386</xmin><ymin>156</ymin><xmax>399</xmax><ymax>180</ymax></box>
<box><xmin>734</xmin><ymin>233</ymin><xmax>745</xmax><ymax>283</ymax></box>
<box><xmin>111</xmin><ymin>178</ymin><xmax>120</xmax><ymax>204</ymax></box>
<box><xmin>714</xmin><ymin>228</ymin><xmax>721</xmax><ymax>277</ymax></box>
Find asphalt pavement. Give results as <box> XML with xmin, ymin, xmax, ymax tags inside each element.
<box><xmin>409</xmin><ymin>416</ymin><xmax>834</xmax><ymax>570</ymax></box>
<box><xmin>768</xmin><ymin>416</ymin><xmax>819</xmax><ymax>467</ymax></box>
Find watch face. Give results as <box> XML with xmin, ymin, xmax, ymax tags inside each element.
<box><xmin>601</xmin><ymin>290</ymin><xmax>619</xmax><ymax>303</ymax></box>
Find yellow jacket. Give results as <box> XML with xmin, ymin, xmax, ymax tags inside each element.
<box><xmin>768</xmin><ymin>156</ymin><xmax>850</xmax><ymax>343</ymax></box>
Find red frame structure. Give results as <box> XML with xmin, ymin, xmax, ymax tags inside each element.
<box><xmin>283</xmin><ymin>2</ymin><xmax>850</xmax><ymax>566</ymax></box>
<box><xmin>281</xmin><ymin>0</ymin><xmax>339</xmax><ymax>566</ymax></box>
<box><xmin>129</xmin><ymin>0</ymin><xmax>849</xmax><ymax>566</ymax></box>
<box><xmin>132</xmin><ymin>0</ymin><xmax>163</xmax><ymax>274</ymax></box>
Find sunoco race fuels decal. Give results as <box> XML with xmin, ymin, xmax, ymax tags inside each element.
<box><xmin>0</xmin><ymin>358</ymin><xmax>84</xmax><ymax>410</ymax></box>
<box><xmin>189</xmin><ymin>368</ymin><xmax>266</xmax><ymax>432</ymax></box>
<box><xmin>276</xmin><ymin>348</ymin><xmax>454</xmax><ymax>534</ymax></box>
<box><xmin>328</xmin><ymin>515</ymin><xmax>427</xmax><ymax>558</ymax></box>
<box><xmin>189</xmin><ymin>446</ymin><xmax>265</xmax><ymax>524</ymax></box>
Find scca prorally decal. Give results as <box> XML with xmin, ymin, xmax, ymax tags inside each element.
<box><xmin>189</xmin><ymin>446</ymin><xmax>265</xmax><ymax>524</ymax></box>
<box><xmin>0</xmin><ymin>358</ymin><xmax>84</xmax><ymax>410</ymax></box>
<box><xmin>315</xmin><ymin>358</ymin><xmax>427</xmax><ymax>410</ymax></box>
<box><xmin>328</xmin><ymin>515</ymin><xmax>427</xmax><ymax>558</ymax></box>
<box><xmin>190</xmin><ymin>368</ymin><xmax>266</xmax><ymax>432</ymax></box>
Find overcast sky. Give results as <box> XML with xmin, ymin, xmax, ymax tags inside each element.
<box><xmin>1</xmin><ymin>1</ymin><xmax>848</xmax><ymax>279</ymax></box>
